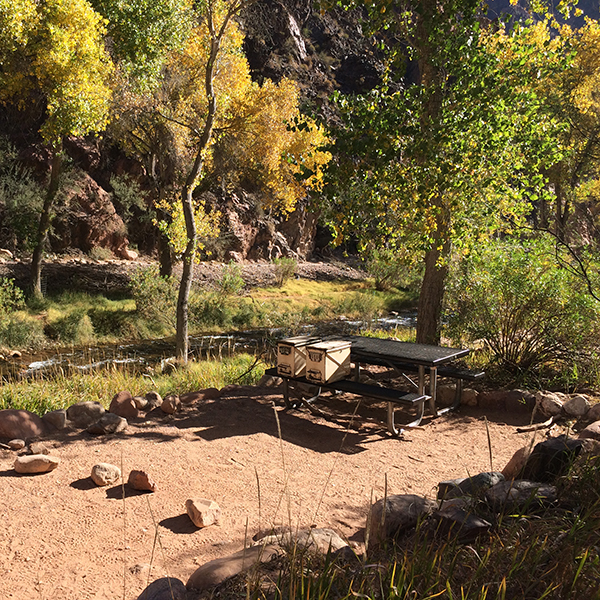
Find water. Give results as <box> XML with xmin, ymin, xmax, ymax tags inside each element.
<box><xmin>2</xmin><ymin>313</ymin><xmax>416</xmax><ymax>380</ymax></box>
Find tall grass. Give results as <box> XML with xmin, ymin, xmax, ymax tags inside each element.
<box><xmin>0</xmin><ymin>353</ymin><xmax>264</xmax><ymax>414</ymax></box>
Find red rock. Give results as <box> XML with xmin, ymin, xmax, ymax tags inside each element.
<box><xmin>180</xmin><ymin>388</ymin><xmax>222</xmax><ymax>405</ymax></box>
<box><xmin>109</xmin><ymin>390</ymin><xmax>139</xmax><ymax>419</ymax></box>
<box><xmin>128</xmin><ymin>470</ymin><xmax>157</xmax><ymax>492</ymax></box>
<box><xmin>0</xmin><ymin>409</ymin><xmax>47</xmax><ymax>440</ymax></box>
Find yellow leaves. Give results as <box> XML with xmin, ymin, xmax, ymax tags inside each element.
<box><xmin>154</xmin><ymin>195</ymin><xmax>220</xmax><ymax>256</ymax></box>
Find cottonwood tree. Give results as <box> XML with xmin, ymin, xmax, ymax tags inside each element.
<box><xmin>0</xmin><ymin>0</ymin><xmax>112</xmax><ymax>299</ymax></box>
<box><xmin>321</xmin><ymin>0</ymin><xmax>566</xmax><ymax>344</ymax></box>
<box><xmin>114</xmin><ymin>0</ymin><xmax>329</xmax><ymax>362</ymax></box>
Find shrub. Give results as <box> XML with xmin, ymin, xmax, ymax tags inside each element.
<box><xmin>273</xmin><ymin>257</ymin><xmax>297</xmax><ymax>287</ymax></box>
<box><xmin>215</xmin><ymin>261</ymin><xmax>245</xmax><ymax>296</ymax></box>
<box><xmin>0</xmin><ymin>278</ymin><xmax>25</xmax><ymax>317</ymax></box>
<box><xmin>0</xmin><ymin>314</ymin><xmax>45</xmax><ymax>349</ymax></box>
<box><xmin>362</xmin><ymin>246</ymin><xmax>422</xmax><ymax>292</ymax></box>
<box><xmin>130</xmin><ymin>265</ymin><xmax>177</xmax><ymax>327</ymax></box>
<box><xmin>51</xmin><ymin>311</ymin><xmax>95</xmax><ymax>345</ymax></box>
<box><xmin>445</xmin><ymin>237</ymin><xmax>600</xmax><ymax>378</ymax></box>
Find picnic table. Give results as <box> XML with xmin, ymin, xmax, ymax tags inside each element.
<box><xmin>267</xmin><ymin>335</ymin><xmax>483</xmax><ymax>436</ymax></box>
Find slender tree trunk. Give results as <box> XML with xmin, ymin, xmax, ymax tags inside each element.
<box><xmin>175</xmin><ymin>14</ymin><xmax>229</xmax><ymax>362</ymax></box>
<box><xmin>158</xmin><ymin>229</ymin><xmax>174</xmax><ymax>277</ymax></box>
<box><xmin>29</xmin><ymin>144</ymin><xmax>62</xmax><ymax>299</ymax></box>
<box><xmin>416</xmin><ymin>239</ymin><xmax>449</xmax><ymax>345</ymax></box>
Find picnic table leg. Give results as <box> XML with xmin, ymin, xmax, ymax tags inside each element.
<box><xmin>387</xmin><ymin>398</ymin><xmax>425</xmax><ymax>434</ymax></box>
<box><xmin>429</xmin><ymin>366</ymin><xmax>438</xmax><ymax>416</ymax></box>
<box><xmin>282</xmin><ymin>378</ymin><xmax>292</xmax><ymax>409</ymax></box>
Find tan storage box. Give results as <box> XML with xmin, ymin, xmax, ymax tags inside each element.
<box><xmin>305</xmin><ymin>340</ymin><xmax>352</xmax><ymax>384</ymax></box>
<box><xmin>277</xmin><ymin>336</ymin><xmax>321</xmax><ymax>377</ymax></box>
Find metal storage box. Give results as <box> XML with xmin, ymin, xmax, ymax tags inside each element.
<box><xmin>305</xmin><ymin>340</ymin><xmax>352</xmax><ymax>384</ymax></box>
<box><xmin>277</xmin><ymin>336</ymin><xmax>321</xmax><ymax>377</ymax></box>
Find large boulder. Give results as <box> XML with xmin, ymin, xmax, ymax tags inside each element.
<box><xmin>520</xmin><ymin>435</ymin><xmax>584</xmax><ymax>483</ymax></box>
<box><xmin>0</xmin><ymin>409</ymin><xmax>47</xmax><ymax>440</ymax></box>
<box><xmin>66</xmin><ymin>401</ymin><xmax>105</xmax><ymax>428</ymax></box>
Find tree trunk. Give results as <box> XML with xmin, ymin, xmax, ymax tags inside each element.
<box><xmin>29</xmin><ymin>145</ymin><xmax>62</xmax><ymax>299</ymax></box>
<box><xmin>416</xmin><ymin>240</ymin><xmax>449</xmax><ymax>345</ymax></box>
<box><xmin>158</xmin><ymin>230</ymin><xmax>173</xmax><ymax>277</ymax></box>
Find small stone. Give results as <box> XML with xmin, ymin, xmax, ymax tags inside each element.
<box><xmin>587</xmin><ymin>403</ymin><xmax>600</xmax><ymax>421</ymax></box>
<box><xmin>180</xmin><ymin>388</ymin><xmax>222</xmax><ymax>404</ymax></box>
<box><xmin>160</xmin><ymin>394</ymin><xmax>180</xmax><ymax>414</ymax></box>
<box><xmin>42</xmin><ymin>409</ymin><xmax>68</xmax><ymax>430</ymax></box>
<box><xmin>0</xmin><ymin>409</ymin><xmax>47</xmax><ymax>439</ymax></box>
<box><xmin>128</xmin><ymin>470</ymin><xmax>157</xmax><ymax>492</ymax></box>
<box><xmin>28</xmin><ymin>441</ymin><xmax>50</xmax><ymax>455</ymax></box>
<box><xmin>563</xmin><ymin>394</ymin><xmax>590</xmax><ymax>418</ymax></box>
<box><xmin>14</xmin><ymin>454</ymin><xmax>60</xmax><ymax>474</ymax></box>
<box><xmin>462</xmin><ymin>388</ymin><xmax>479</xmax><ymax>407</ymax></box>
<box><xmin>145</xmin><ymin>391</ymin><xmax>163</xmax><ymax>410</ymax></box>
<box><xmin>67</xmin><ymin>401</ymin><xmax>105</xmax><ymax>428</ymax></box>
<box><xmin>87</xmin><ymin>413</ymin><xmax>128</xmax><ymax>435</ymax></box>
<box><xmin>578</xmin><ymin>420</ymin><xmax>600</xmax><ymax>441</ymax></box>
<box><xmin>91</xmin><ymin>463</ymin><xmax>121</xmax><ymax>486</ymax></box>
<box><xmin>8</xmin><ymin>439</ymin><xmax>25</xmax><ymax>450</ymax></box>
<box><xmin>109</xmin><ymin>390</ymin><xmax>139</xmax><ymax>419</ymax></box>
<box><xmin>186</xmin><ymin>498</ymin><xmax>221</xmax><ymax>528</ymax></box>
<box><xmin>136</xmin><ymin>577</ymin><xmax>187</xmax><ymax>600</ymax></box>
<box><xmin>502</xmin><ymin>446</ymin><xmax>530</xmax><ymax>480</ymax></box>
<box><xmin>535</xmin><ymin>391</ymin><xmax>563</xmax><ymax>417</ymax></box>
<box><xmin>133</xmin><ymin>396</ymin><xmax>149</xmax><ymax>410</ymax></box>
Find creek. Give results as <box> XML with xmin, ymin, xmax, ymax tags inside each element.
<box><xmin>1</xmin><ymin>313</ymin><xmax>416</xmax><ymax>380</ymax></box>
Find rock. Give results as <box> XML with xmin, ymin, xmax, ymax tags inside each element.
<box><xmin>133</xmin><ymin>396</ymin><xmax>149</xmax><ymax>411</ymax></box>
<box><xmin>438</xmin><ymin>472</ymin><xmax>505</xmax><ymax>500</ymax></box>
<box><xmin>462</xmin><ymin>388</ymin><xmax>479</xmax><ymax>407</ymax></box>
<box><xmin>586</xmin><ymin>402</ymin><xmax>600</xmax><ymax>421</ymax></box>
<box><xmin>254</xmin><ymin>528</ymin><xmax>348</xmax><ymax>553</ymax></box>
<box><xmin>67</xmin><ymin>401</ymin><xmax>105</xmax><ymax>428</ymax></box>
<box><xmin>109</xmin><ymin>390</ymin><xmax>139</xmax><ymax>419</ymax></box>
<box><xmin>485</xmin><ymin>480</ymin><xmax>557</xmax><ymax>512</ymax></box>
<box><xmin>136</xmin><ymin>577</ymin><xmax>187</xmax><ymax>600</ymax></box>
<box><xmin>256</xmin><ymin>374</ymin><xmax>283</xmax><ymax>388</ymax></box>
<box><xmin>180</xmin><ymin>388</ymin><xmax>222</xmax><ymax>404</ymax></box>
<box><xmin>87</xmin><ymin>413</ymin><xmax>128</xmax><ymax>435</ymax></box>
<box><xmin>91</xmin><ymin>463</ymin><xmax>121</xmax><ymax>486</ymax></box>
<box><xmin>8</xmin><ymin>439</ymin><xmax>25</xmax><ymax>450</ymax></box>
<box><xmin>144</xmin><ymin>391</ymin><xmax>163</xmax><ymax>410</ymax></box>
<box><xmin>436</xmin><ymin>385</ymin><xmax>456</xmax><ymax>407</ymax></box>
<box><xmin>42</xmin><ymin>409</ymin><xmax>68</xmax><ymax>430</ymax></box>
<box><xmin>28</xmin><ymin>441</ymin><xmax>50</xmax><ymax>455</ymax></box>
<box><xmin>502</xmin><ymin>446</ymin><xmax>531</xmax><ymax>480</ymax></box>
<box><xmin>186</xmin><ymin>498</ymin><xmax>221</xmax><ymax>528</ymax></box>
<box><xmin>433</xmin><ymin>503</ymin><xmax>492</xmax><ymax>541</ymax></box>
<box><xmin>578</xmin><ymin>420</ymin><xmax>600</xmax><ymax>441</ymax></box>
<box><xmin>160</xmin><ymin>394</ymin><xmax>180</xmax><ymax>414</ymax></box>
<box><xmin>535</xmin><ymin>391</ymin><xmax>564</xmax><ymax>417</ymax></box>
<box><xmin>0</xmin><ymin>409</ymin><xmax>47</xmax><ymax>440</ymax></box>
<box><xmin>0</xmin><ymin>248</ymin><xmax>14</xmax><ymax>259</ymax></box>
<box><xmin>14</xmin><ymin>454</ymin><xmax>60</xmax><ymax>474</ymax></box>
<box><xmin>128</xmin><ymin>470</ymin><xmax>157</xmax><ymax>492</ymax></box>
<box><xmin>504</xmin><ymin>389</ymin><xmax>536</xmax><ymax>413</ymax></box>
<box><xmin>367</xmin><ymin>494</ymin><xmax>437</xmax><ymax>549</ymax></box>
<box><xmin>521</xmin><ymin>435</ymin><xmax>584</xmax><ymax>483</ymax></box>
<box><xmin>563</xmin><ymin>394</ymin><xmax>590</xmax><ymax>418</ymax></box>
<box><xmin>186</xmin><ymin>544</ymin><xmax>279</xmax><ymax>592</ymax></box>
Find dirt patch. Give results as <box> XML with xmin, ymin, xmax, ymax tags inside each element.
<box><xmin>0</xmin><ymin>382</ymin><xmax>540</xmax><ymax>599</ymax></box>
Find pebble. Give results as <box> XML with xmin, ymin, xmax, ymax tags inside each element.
<box><xmin>91</xmin><ymin>463</ymin><xmax>122</xmax><ymax>486</ymax></box>
<box><xmin>14</xmin><ymin>454</ymin><xmax>60</xmax><ymax>474</ymax></box>
<box><xmin>128</xmin><ymin>470</ymin><xmax>157</xmax><ymax>492</ymax></box>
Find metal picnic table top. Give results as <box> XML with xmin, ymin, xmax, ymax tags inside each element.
<box><xmin>342</xmin><ymin>335</ymin><xmax>470</xmax><ymax>367</ymax></box>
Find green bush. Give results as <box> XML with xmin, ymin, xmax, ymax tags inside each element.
<box><xmin>0</xmin><ymin>278</ymin><xmax>25</xmax><ymax>317</ymax></box>
<box><xmin>445</xmin><ymin>237</ymin><xmax>600</xmax><ymax>378</ymax></box>
<box><xmin>0</xmin><ymin>314</ymin><xmax>45</xmax><ymax>349</ymax></box>
<box><xmin>273</xmin><ymin>257</ymin><xmax>297</xmax><ymax>287</ymax></box>
<box><xmin>215</xmin><ymin>261</ymin><xmax>245</xmax><ymax>296</ymax></box>
<box><xmin>130</xmin><ymin>265</ymin><xmax>177</xmax><ymax>327</ymax></box>
<box><xmin>51</xmin><ymin>311</ymin><xmax>95</xmax><ymax>345</ymax></box>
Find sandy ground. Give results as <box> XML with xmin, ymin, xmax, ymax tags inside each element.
<box><xmin>0</xmin><ymin>381</ymin><xmax>539</xmax><ymax>600</ymax></box>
